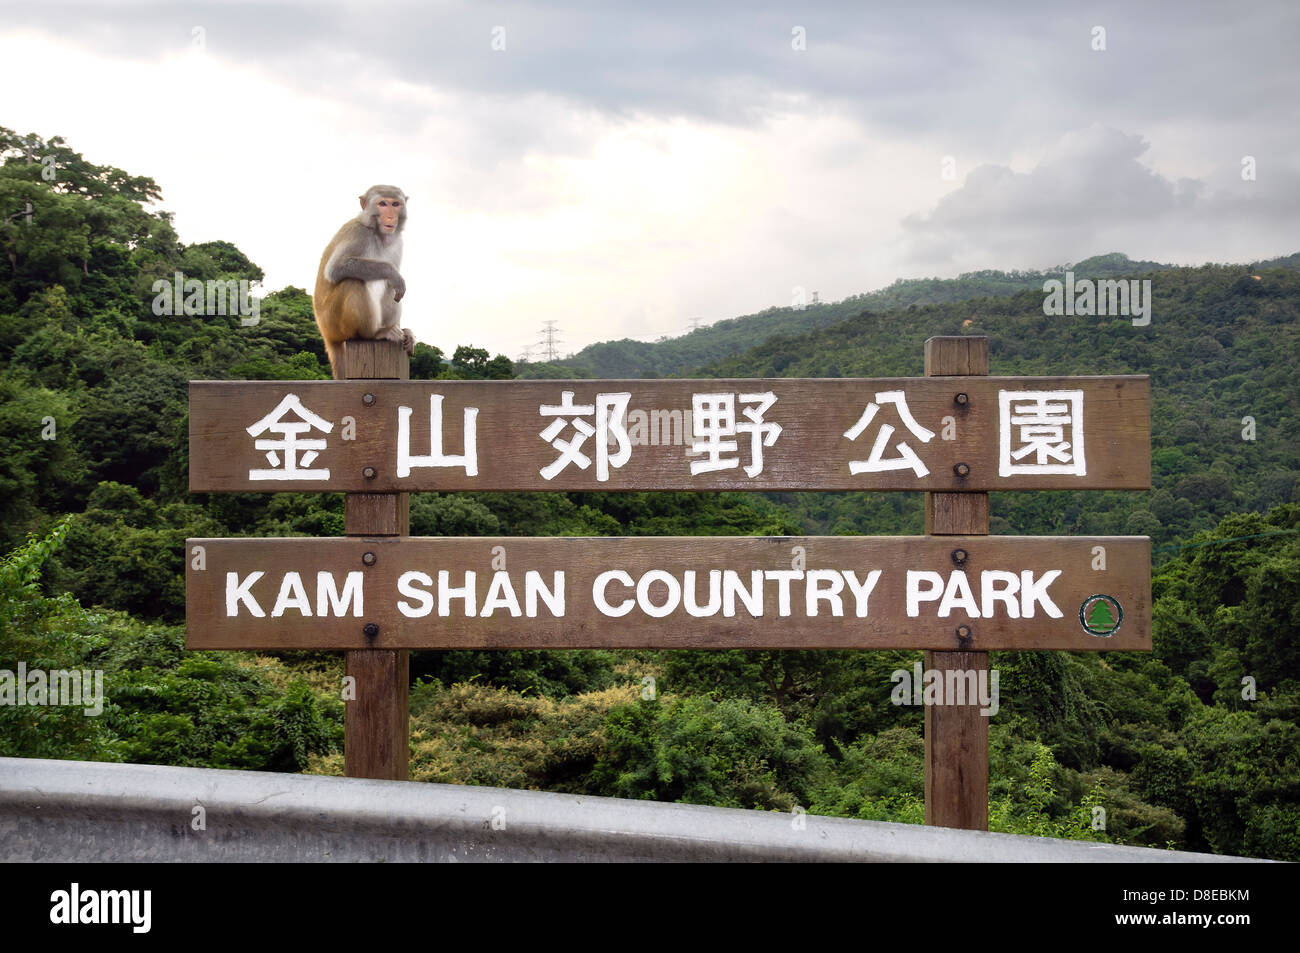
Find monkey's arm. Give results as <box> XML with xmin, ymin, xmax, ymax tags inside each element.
<box><xmin>329</xmin><ymin>257</ymin><xmax>401</xmax><ymax>282</ymax></box>
<box><xmin>329</xmin><ymin>257</ymin><xmax>405</xmax><ymax>300</ymax></box>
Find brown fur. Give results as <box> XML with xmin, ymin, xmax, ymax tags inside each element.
<box><xmin>312</xmin><ymin>186</ymin><xmax>412</xmax><ymax>378</ymax></box>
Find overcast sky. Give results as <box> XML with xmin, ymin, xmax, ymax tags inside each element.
<box><xmin>2</xmin><ymin>1</ymin><xmax>1296</xmax><ymax>359</ymax></box>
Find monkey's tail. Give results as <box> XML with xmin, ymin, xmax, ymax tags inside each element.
<box><xmin>324</xmin><ymin>339</ymin><xmax>345</xmax><ymax>380</ymax></box>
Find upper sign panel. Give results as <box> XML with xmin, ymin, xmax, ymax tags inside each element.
<box><xmin>189</xmin><ymin>377</ymin><xmax>1149</xmax><ymax>492</ymax></box>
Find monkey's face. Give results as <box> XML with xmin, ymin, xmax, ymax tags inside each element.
<box><xmin>358</xmin><ymin>186</ymin><xmax>408</xmax><ymax>236</ymax></box>
<box><xmin>373</xmin><ymin>197</ymin><xmax>404</xmax><ymax>233</ymax></box>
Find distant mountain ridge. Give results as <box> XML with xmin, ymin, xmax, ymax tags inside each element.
<box><xmin>527</xmin><ymin>252</ymin><xmax>1296</xmax><ymax>380</ymax></box>
<box><xmin>692</xmin><ymin>259</ymin><xmax>1300</xmax><ymax>548</ymax></box>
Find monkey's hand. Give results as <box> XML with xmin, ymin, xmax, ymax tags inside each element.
<box><xmin>401</xmin><ymin>328</ymin><xmax>415</xmax><ymax>355</ymax></box>
<box><xmin>390</xmin><ymin>273</ymin><xmax>406</xmax><ymax>302</ymax></box>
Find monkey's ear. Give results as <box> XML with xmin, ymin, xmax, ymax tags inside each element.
<box><xmin>358</xmin><ymin>195</ymin><xmax>368</xmax><ymax>210</ymax></box>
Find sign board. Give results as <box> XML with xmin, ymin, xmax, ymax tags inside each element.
<box><xmin>185</xmin><ymin>535</ymin><xmax>1150</xmax><ymax>651</ymax></box>
<box><xmin>189</xmin><ymin>377</ymin><xmax>1149</xmax><ymax>493</ymax></box>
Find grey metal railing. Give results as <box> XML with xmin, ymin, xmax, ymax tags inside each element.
<box><xmin>0</xmin><ymin>757</ymin><xmax>1257</xmax><ymax>862</ymax></box>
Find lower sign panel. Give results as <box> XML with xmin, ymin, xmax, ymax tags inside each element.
<box><xmin>186</xmin><ymin>536</ymin><xmax>1150</xmax><ymax>651</ymax></box>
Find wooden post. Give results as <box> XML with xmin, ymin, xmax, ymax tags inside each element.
<box><xmin>342</xmin><ymin>339</ymin><xmax>410</xmax><ymax>780</ymax></box>
<box><xmin>922</xmin><ymin>336</ymin><xmax>989</xmax><ymax>830</ymax></box>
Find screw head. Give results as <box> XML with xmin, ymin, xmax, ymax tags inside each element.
<box><xmin>363</xmin><ymin>622</ymin><xmax>379</xmax><ymax>638</ymax></box>
<box><xmin>951</xmin><ymin>548</ymin><xmax>968</xmax><ymax>566</ymax></box>
<box><xmin>954</xmin><ymin>462</ymin><xmax>971</xmax><ymax>478</ymax></box>
<box><xmin>954</xmin><ymin>392</ymin><xmax>969</xmax><ymax>406</ymax></box>
<box><xmin>362</xmin><ymin>393</ymin><xmax>376</xmax><ymax>406</ymax></box>
<box><xmin>362</xmin><ymin>466</ymin><xmax>377</xmax><ymax>480</ymax></box>
<box><xmin>956</xmin><ymin>625</ymin><xmax>972</xmax><ymax>642</ymax></box>
<box><xmin>362</xmin><ymin>551</ymin><xmax>377</xmax><ymax>566</ymax></box>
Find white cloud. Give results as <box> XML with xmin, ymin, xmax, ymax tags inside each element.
<box><xmin>900</xmin><ymin>124</ymin><xmax>1300</xmax><ymax>272</ymax></box>
<box><xmin>2</xmin><ymin>2</ymin><xmax>1298</xmax><ymax>358</ymax></box>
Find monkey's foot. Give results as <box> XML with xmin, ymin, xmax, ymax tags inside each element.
<box><xmin>401</xmin><ymin>327</ymin><xmax>415</xmax><ymax>355</ymax></box>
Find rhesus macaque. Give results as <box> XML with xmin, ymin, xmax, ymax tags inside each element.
<box><xmin>313</xmin><ymin>185</ymin><xmax>415</xmax><ymax>378</ymax></box>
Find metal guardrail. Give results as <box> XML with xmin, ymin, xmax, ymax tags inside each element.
<box><xmin>0</xmin><ymin>757</ymin><xmax>1256</xmax><ymax>862</ymax></box>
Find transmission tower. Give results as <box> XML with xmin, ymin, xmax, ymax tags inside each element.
<box><xmin>537</xmin><ymin>321</ymin><xmax>563</xmax><ymax>362</ymax></box>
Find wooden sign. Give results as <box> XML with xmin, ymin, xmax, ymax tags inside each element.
<box><xmin>185</xmin><ymin>535</ymin><xmax>1150</xmax><ymax>651</ymax></box>
<box><xmin>189</xmin><ymin>377</ymin><xmax>1149</xmax><ymax>493</ymax></box>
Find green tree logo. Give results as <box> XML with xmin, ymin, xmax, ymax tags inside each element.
<box><xmin>1079</xmin><ymin>595</ymin><xmax>1123</xmax><ymax>636</ymax></box>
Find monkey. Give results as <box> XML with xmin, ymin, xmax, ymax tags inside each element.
<box><xmin>313</xmin><ymin>184</ymin><xmax>415</xmax><ymax>378</ymax></box>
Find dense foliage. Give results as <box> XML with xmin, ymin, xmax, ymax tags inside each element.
<box><xmin>2</xmin><ymin>127</ymin><xmax>1297</xmax><ymax>860</ymax></box>
<box><xmin>704</xmin><ymin>262</ymin><xmax>1299</xmax><ymax>558</ymax></box>
<box><xmin>537</xmin><ymin>251</ymin><xmax>1214</xmax><ymax>380</ymax></box>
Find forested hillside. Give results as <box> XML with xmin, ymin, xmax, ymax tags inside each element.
<box><xmin>534</xmin><ymin>252</ymin><xmax>1185</xmax><ymax>379</ymax></box>
<box><xmin>697</xmin><ymin>262</ymin><xmax>1300</xmax><ymax>556</ymax></box>
<box><xmin>2</xmin><ymin>128</ymin><xmax>1297</xmax><ymax>861</ymax></box>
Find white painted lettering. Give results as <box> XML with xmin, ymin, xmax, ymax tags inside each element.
<box><xmin>805</xmin><ymin>569</ymin><xmax>845</xmax><ymax>616</ymax></box>
<box><xmin>637</xmin><ymin>570</ymin><xmax>681</xmax><ymax>618</ymax></box>
<box><xmin>438</xmin><ymin>570</ymin><xmax>477</xmax><ymax>616</ymax></box>
<box><xmin>225</xmin><ymin>571</ymin><xmax>265</xmax><ymax>617</ymax></box>
<box><xmin>683</xmin><ymin>569</ymin><xmax>722</xmax><ymax>617</ymax></box>
<box><xmin>525</xmin><ymin>570</ymin><xmax>565</xmax><ymax>617</ymax></box>
<box><xmin>317</xmin><ymin>571</ymin><xmax>364</xmax><ymax>617</ymax></box>
<box><xmin>271</xmin><ymin>572</ymin><xmax>312</xmax><ymax>617</ymax></box>
<box><xmin>723</xmin><ymin>569</ymin><xmax>764</xmax><ymax>617</ymax></box>
<box><xmin>980</xmin><ymin>570</ymin><xmax>1020</xmax><ymax>618</ymax></box>
<box><xmin>1020</xmin><ymin>570</ymin><xmax>1063</xmax><ymax>617</ymax></box>
<box><xmin>906</xmin><ymin>570</ymin><xmax>944</xmax><ymax>617</ymax></box>
<box><xmin>936</xmin><ymin>570</ymin><xmax>980</xmax><ymax>618</ymax></box>
<box><xmin>480</xmin><ymin>571</ymin><xmax>522</xmax><ymax>617</ymax></box>
<box><xmin>841</xmin><ymin>569</ymin><xmax>882</xmax><ymax>617</ymax></box>
<box><xmin>397</xmin><ymin>571</ymin><xmax>434</xmax><ymax>618</ymax></box>
<box><xmin>763</xmin><ymin>570</ymin><xmax>801</xmax><ymax>617</ymax></box>
<box><xmin>593</xmin><ymin>570</ymin><xmax>634</xmax><ymax>616</ymax></box>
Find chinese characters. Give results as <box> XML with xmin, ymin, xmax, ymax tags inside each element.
<box><xmin>246</xmin><ymin>394</ymin><xmax>334</xmax><ymax>481</ymax></box>
<box><xmin>233</xmin><ymin>383</ymin><xmax>1096</xmax><ymax>488</ymax></box>
<box><xmin>687</xmin><ymin>392</ymin><xmax>781</xmax><ymax>477</ymax></box>
<box><xmin>538</xmin><ymin>391</ymin><xmax>631</xmax><ymax>481</ymax></box>
<box><xmin>998</xmin><ymin>390</ymin><xmax>1086</xmax><ymax>477</ymax></box>
<box><xmin>843</xmin><ymin>391</ymin><xmax>935</xmax><ymax>477</ymax></box>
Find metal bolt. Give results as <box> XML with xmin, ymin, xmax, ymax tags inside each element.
<box><xmin>363</xmin><ymin>623</ymin><xmax>379</xmax><ymax>639</ymax></box>
<box><xmin>951</xmin><ymin>548</ymin><xmax>968</xmax><ymax>566</ymax></box>
<box><xmin>362</xmin><ymin>466</ymin><xmax>377</xmax><ymax>480</ymax></box>
<box><xmin>362</xmin><ymin>551</ymin><xmax>377</xmax><ymax>567</ymax></box>
<box><xmin>954</xmin><ymin>393</ymin><xmax>968</xmax><ymax>407</ymax></box>
<box><xmin>956</xmin><ymin>625</ymin><xmax>972</xmax><ymax>642</ymax></box>
<box><xmin>954</xmin><ymin>462</ymin><xmax>970</xmax><ymax>478</ymax></box>
<box><xmin>362</xmin><ymin>393</ymin><xmax>376</xmax><ymax>407</ymax></box>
